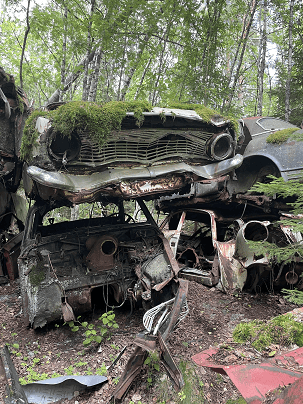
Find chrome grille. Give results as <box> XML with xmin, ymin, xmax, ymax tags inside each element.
<box><xmin>75</xmin><ymin>129</ymin><xmax>214</xmax><ymax>167</ymax></box>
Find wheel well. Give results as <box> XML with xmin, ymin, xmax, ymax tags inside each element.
<box><xmin>235</xmin><ymin>156</ymin><xmax>281</xmax><ymax>192</ymax></box>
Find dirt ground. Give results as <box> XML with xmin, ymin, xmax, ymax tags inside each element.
<box><xmin>0</xmin><ymin>279</ymin><xmax>299</xmax><ymax>404</ymax></box>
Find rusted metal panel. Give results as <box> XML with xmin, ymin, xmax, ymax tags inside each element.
<box><xmin>112</xmin><ymin>280</ymin><xmax>189</xmax><ymax>401</ymax></box>
<box><xmin>192</xmin><ymin>345</ymin><xmax>303</xmax><ymax>404</ymax></box>
<box><xmin>111</xmin><ymin>346</ymin><xmax>148</xmax><ymax>400</ymax></box>
<box><xmin>216</xmin><ymin>240</ymin><xmax>247</xmax><ymax>291</ymax></box>
<box><xmin>158</xmin><ymin>332</ymin><xmax>184</xmax><ymax>391</ymax></box>
<box><xmin>2</xmin><ymin>232</ymin><xmax>23</xmax><ymax>281</ymax></box>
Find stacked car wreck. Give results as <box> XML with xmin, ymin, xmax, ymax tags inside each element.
<box><xmin>17</xmin><ymin>99</ymin><xmax>241</xmax><ymax>329</ymax></box>
<box><xmin>0</xmin><ymin>67</ymin><xmax>29</xmax><ymax>284</ymax></box>
<box><xmin>1</xmin><ymin>66</ymin><xmax>303</xmax><ymax>402</ymax></box>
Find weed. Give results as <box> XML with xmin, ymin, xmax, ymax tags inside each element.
<box><xmin>233</xmin><ymin>314</ymin><xmax>303</xmax><ymax>351</ymax></box>
<box><xmin>32</xmin><ymin>357</ymin><xmax>40</xmax><ymax>366</ymax></box>
<box><xmin>65</xmin><ymin>310</ymin><xmax>119</xmax><ymax>347</ymax></box>
<box><xmin>282</xmin><ymin>288</ymin><xmax>303</xmax><ymax>305</ymax></box>
<box><xmin>64</xmin><ymin>365</ymin><xmax>74</xmax><ymax>375</ymax></box>
<box><xmin>177</xmin><ymin>361</ymin><xmax>205</xmax><ymax>404</ymax></box>
<box><xmin>113</xmin><ymin>376</ymin><xmax>120</xmax><ymax>385</ymax></box>
<box><xmin>96</xmin><ymin>363</ymin><xmax>107</xmax><ymax>376</ymax></box>
<box><xmin>144</xmin><ymin>351</ymin><xmax>160</xmax><ymax>387</ymax></box>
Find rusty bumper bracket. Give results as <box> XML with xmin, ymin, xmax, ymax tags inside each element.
<box><xmin>111</xmin><ymin>280</ymin><xmax>188</xmax><ymax>402</ymax></box>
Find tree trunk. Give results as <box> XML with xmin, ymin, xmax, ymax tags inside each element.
<box><xmin>256</xmin><ymin>0</ymin><xmax>267</xmax><ymax>116</ymax></box>
<box><xmin>82</xmin><ymin>0</ymin><xmax>95</xmax><ymax>101</ymax></box>
<box><xmin>47</xmin><ymin>50</ymin><xmax>96</xmax><ymax>104</ymax></box>
<box><xmin>285</xmin><ymin>0</ymin><xmax>294</xmax><ymax>122</ymax></box>
<box><xmin>88</xmin><ymin>48</ymin><xmax>103</xmax><ymax>102</ymax></box>
<box><xmin>20</xmin><ymin>0</ymin><xmax>31</xmax><ymax>89</ymax></box>
<box><xmin>59</xmin><ymin>6</ymin><xmax>68</xmax><ymax>102</ymax></box>
<box><xmin>120</xmin><ymin>34</ymin><xmax>150</xmax><ymax>101</ymax></box>
<box><xmin>225</xmin><ymin>0</ymin><xmax>258</xmax><ymax>112</ymax></box>
<box><xmin>134</xmin><ymin>57</ymin><xmax>152</xmax><ymax>100</ymax></box>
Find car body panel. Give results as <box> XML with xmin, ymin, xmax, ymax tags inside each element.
<box><xmin>160</xmin><ymin>209</ymin><xmax>303</xmax><ymax>293</ymax></box>
<box><xmin>18</xmin><ymin>199</ymin><xmax>182</xmax><ymax>328</ymax></box>
<box><xmin>22</xmin><ymin>103</ymin><xmax>239</xmax><ymax>203</ymax></box>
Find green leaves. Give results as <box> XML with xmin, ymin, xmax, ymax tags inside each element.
<box><xmin>65</xmin><ymin>310</ymin><xmax>119</xmax><ymax>347</ymax></box>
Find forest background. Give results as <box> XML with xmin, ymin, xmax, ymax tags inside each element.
<box><xmin>0</xmin><ymin>0</ymin><xmax>302</xmax><ymax>125</ymax></box>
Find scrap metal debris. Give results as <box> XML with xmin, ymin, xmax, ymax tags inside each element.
<box><xmin>192</xmin><ymin>307</ymin><xmax>303</xmax><ymax>404</ymax></box>
<box><xmin>1</xmin><ymin>346</ymin><xmax>107</xmax><ymax>404</ymax></box>
<box><xmin>111</xmin><ymin>279</ymin><xmax>188</xmax><ymax>401</ymax></box>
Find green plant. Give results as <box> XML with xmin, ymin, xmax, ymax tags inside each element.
<box><xmin>226</xmin><ymin>398</ymin><xmax>247</xmax><ymax>404</ymax></box>
<box><xmin>64</xmin><ymin>365</ymin><xmax>74</xmax><ymax>375</ymax></box>
<box><xmin>96</xmin><ymin>363</ymin><xmax>107</xmax><ymax>376</ymax></box>
<box><xmin>282</xmin><ymin>288</ymin><xmax>303</xmax><ymax>304</ymax></box>
<box><xmin>176</xmin><ymin>361</ymin><xmax>205</xmax><ymax>404</ymax></box>
<box><xmin>66</xmin><ymin>310</ymin><xmax>119</xmax><ymax>347</ymax></box>
<box><xmin>233</xmin><ymin>314</ymin><xmax>303</xmax><ymax>351</ymax></box>
<box><xmin>178</xmin><ymin>390</ymin><xmax>186</xmax><ymax>401</ymax></box>
<box><xmin>144</xmin><ymin>351</ymin><xmax>160</xmax><ymax>387</ymax></box>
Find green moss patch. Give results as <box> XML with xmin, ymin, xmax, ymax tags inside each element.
<box><xmin>233</xmin><ymin>313</ymin><xmax>303</xmax><ymax>351</ymax></box>
<box><xmin>266</xmin><ymin>128</ymin><xmax>299</xmax><ymax>144</ymax></box>
<box><xmin>29</xmin><ymin>260</ymin><xmax>46</xmax><ymax>287</ymax></box>
<box><xmin>20</xmin><ymin>100</ymin><xmax>152</xmax><ymax>161</ymax></box>
<box><xmin>163</xmin><ymin>101</ymin><xmax>239</xmax><ymax>135</ymax></box>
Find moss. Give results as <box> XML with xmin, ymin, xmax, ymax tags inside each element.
<box><xmin>266</xmin><ymin>128</ymin><xmax>300</xmax><ymax>144</ymax></box>
<box><xmin>17</xmin><ymin>93</ymin><xmax>25</xmax><ymax>114</ymax></box>
<box><xmin>163</xmin><ymin>101</ymin><xmax>239</xmax><ymax>135</ymax></box>
<box><xmin>233</xmin><ymin>313</ymin><xmax>303</xmax><ymax>351</ymax></box>
<box><xmin>226</xmin><ymin>398</ymin><xmax>247</xmax><ymax>404</ymax></box>
<box><xmin>29</xmin><ymin>261</ymin><xmax>46</xmax><ymax>287</ymax></box>
<box><xmin>20</xmin><ymin>100</ymin><xmax>152</xmax><ymax>161</ymax></box>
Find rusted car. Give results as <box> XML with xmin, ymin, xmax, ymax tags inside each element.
<box><xmin>158</xmin><ymin>116</ymin><xmax>303</xmax><ymax>219</ymax></box>
<box><xmin>0</xmin><ymin>67</ymin><xmax>29</xmax><ymax>283</ymax></box>
<box><xmin>18</xmin><ymin>197</ymin><xmax>187</xmax><ymax>328</ymax></box>
<box><xmin>160</xmin><ymin>208</ymin><xmax>303</xmax><ymax>293</ymax></box>
<box><xmin>22</xmin><ymin>102</ymin><xmax>242</xmax><ymax>203</ymax></box>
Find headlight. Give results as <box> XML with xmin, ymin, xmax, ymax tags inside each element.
<box><xmin>207</xmin><ymin>133</ymin><xmax>233</xmax><ymax>161</ymax></box>
<box><xmin>49</xmin><ymin>130</ymin><xmax>81</xmax><ymax>163</ymax></box>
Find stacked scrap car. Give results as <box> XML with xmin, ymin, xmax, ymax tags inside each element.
<box><xmin>0</xmin><ymin>67</ymin><xmax>29</xmax><ymax>284</ymax></box>
<box><xmin>18</xmin><ymin>101</ymin><xmax>241</xmax><ymax>328</ymax></box>
<box><xmin>160</xmin><ymin>208</ymin><xmax>303</xmax><ymax>293</ymax></box>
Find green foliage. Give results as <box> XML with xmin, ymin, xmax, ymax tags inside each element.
<box><xmin>226</xmin><ymin>398</ymin><xmax>247</xmax><ymax>404</ymax></box>
<box><xmin>66</xmin><ymin>310</ymin><xmax>118</xmax><ymax>347</ymax></box>
<box><xmin>282</xmin><ymin>288</ymin><xmax>303</xmax><ymax>304</ymax></box>
<box><xmin>96</xmin><ymin>363</ymin><xmax>107</xmax><ymax>376</ymax></box>
<box><xmin>249</xmin><ymin>175</ymin><xmax>303</xmax><ymax>264</ymax></box>
<box><xmin>266</xmin><ymin>128</ymin><xmax>300</xmax><ymax>144</ymax></box>
<box><xmin>163</xmin><ymin>101</ymin><xmax>239</xmax><ymax>135</ymax></box>
<box><xmin>233</xmin><ymin>314</ymin><xmax>303</xmax><ymax>351</ymax></box>
<box><xmin>176</xmin><ymin>361</ymin><xmax>205</xmax><ymax>404</ymax></box>
<box><xmin>20</xmin><ymin>100</ymin><xmax>151</xmax><ymax>161</ymax></box>
<box><xmin>144</xmin><ymin>351</ymin><xmax>160</xmax><ymax>386</ymax></box>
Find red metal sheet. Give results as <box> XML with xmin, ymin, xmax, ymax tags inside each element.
<box><xmin>224</xmin><ymin>362</ymin><xmax>301</xmax><ymax>403</ymax></box>
<box><xmin>192</xmin><ymin>347</ymin><xmax>303</xmax><ymax>404</ymax></box>
<box><xmin>272</xmin><ymin>376</ymin><xmax>303</xmax><ymax>404</ymax></box>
